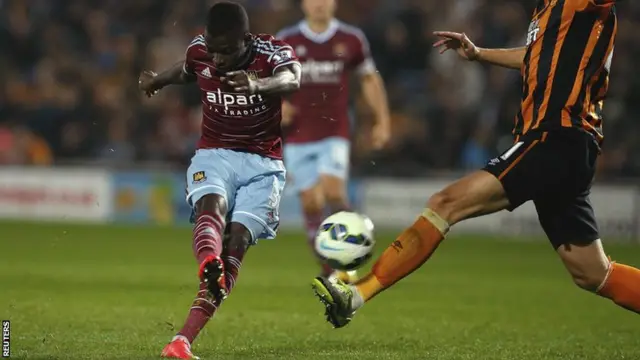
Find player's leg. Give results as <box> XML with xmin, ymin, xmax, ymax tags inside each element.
<box><xmin>222</xmin><ymin>222</ymin><xmax>252</xmax><ymax>299</ymax></box>
<box><xmin>232</xmin><ymin>153</ymin><xmax>287</xmax><ymax>246</ymax></box>
<box><xmin>318</xmin><ymin>137</ymin><xmax>358</xmax><ymax>282</ymax></box>
<box><xmin>320</xmin><ymin>175</ymin><xmax>350</xmax><ymax>211</ymax></box>
<box><xmin>300</xmin><ymin>184</ymin><xmax>334</xmax><ymax>277</ymax></box>
<box><xmin>318</xmin><ymin>137</ymin><xmax>351</xmax><ymax>213</ymax></box>
<box><xmin>166</xmin><ymin>224</ymin><xmax>252</xmax><ymax>358</ymax></box>
<box><xmin>191</xmin><ymin>186</ymin><xmax>231</xmax><ymax>300</ymax></box>
<box><xmin>312</xmin><ymin>135</ymin><xmax>539</xmax><ymax>328</ymax></box>
<box><xmin>284</xmin><ymin>142</ymin><xmax>333</xmax><ymax>276</ymax></box>
<box><xmin>162</xmin><ymin>150</ymin><xmax>236</xmax><ymax>359</ymax></box>
<box><xmin>537</xmin><ymin>195</ymin><xmax>640</xmax><ymax>314</ymax></box>
<box><xmin>319</xmin><ymin>175</ymin><xmax>358</xmax><ymax>283</ymax></box>
<box><xmin>312</xmin><ymin>170</ymin><xmax>511</xmax><ymax>327</ymax></box>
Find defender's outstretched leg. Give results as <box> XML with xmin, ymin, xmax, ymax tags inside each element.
<box><xmin>312</xmin><ymin>170</ymin><xmax>510</xmax><ymax>328</ymax></box>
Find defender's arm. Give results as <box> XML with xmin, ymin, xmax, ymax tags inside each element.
<box><xmin>476</xmin><ymin>47</ymin><xmax>528</xmax><ymax>70</ymax></box>
<box><xmin>433</xmin><ymin>31</ymin><xmax>526</xmax><ymax>70</ymax></box>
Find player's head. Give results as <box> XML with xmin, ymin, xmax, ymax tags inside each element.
<box><xmin>204</xmin><ymin>1</ymin><xmax>252</xmax><ymax>71</ymax></box>
<box><xmin>302</xmin><ymin>0</ymin><xmax>336</xmax><ymax>23</ymax></box>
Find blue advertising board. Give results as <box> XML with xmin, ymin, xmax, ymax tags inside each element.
<box><xmin>111</xmin><ymin>170</ymin><xmax>362</xmax><ymax>227</ymax></box>
<box><xmin>111</xmin><ymin>172</ymin><xmax>191</xmax><ymax>225</ymax></box>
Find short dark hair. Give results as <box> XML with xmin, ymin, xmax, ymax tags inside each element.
<box><xmin>206</xmin><ymin>2</ymin><xmax>250</xmax><ymax>37</ymax></box>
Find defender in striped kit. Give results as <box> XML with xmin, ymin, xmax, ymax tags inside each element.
<box><xmin>139</xmin><ymin>2</ymin><xmax>300</xmax><ymax>358</ymax></box>
<box><xmin>312</xmin><ymin>0</ymin><xmax>640</xmax><ymax>331</ymax></box>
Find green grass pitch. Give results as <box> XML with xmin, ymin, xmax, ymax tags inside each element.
<box><xmin>1</xmin><ymin>221</ymin><xmax>639</xmax><ymax>360</ymax></box>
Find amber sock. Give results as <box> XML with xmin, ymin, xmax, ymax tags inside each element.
<box><xmin>353</xmin><ymin>209</ymin><xmax>449</xmax><ymax>305</ymax></box>
<box><xmin>597</xmin><ymin>262</ymin><xmax>640</xmax><ymax>314</ymax></box>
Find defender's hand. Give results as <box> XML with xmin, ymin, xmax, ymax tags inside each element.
<box><xmin>433</xmin><ymin>31</ymin><xmax>480</xmax><ymax>61</ymax></box>
<box><xmin>139</xmin><ymin>70</ymin><xmax>160</xmax><ymax>97</ymax></box>
<box><xmin>371</xmin><ymin>121</ymin><xmax>390</xmax><ymax>150</ymax></box>
<box><xmin>222</xmin><ymin>70</ymin><xmax>258</xmax><ymax>94</ymax></box>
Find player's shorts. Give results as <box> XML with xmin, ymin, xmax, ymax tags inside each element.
<box><xmin>283</xmin><ymin>137</ymin><xmax>350</xmax><ymax>193</ymax></box>
<box><xmin>483</xmin><ymin>129</ymin><xmax>600</xmax><ymax>249</ymax></box>
<box><xmin>185</xmin><ymin>148</ymin><xmax>286</xmax><ymax>244</ymax></box>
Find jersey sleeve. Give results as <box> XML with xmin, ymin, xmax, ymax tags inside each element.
<box><xmin>268</xmin><ymin>39</ymin><xmax>300</xmax><ymax>74</ymax></box>
<box><xmin>350</xmin><ymin>29</ymin><xmax>377</xmax><ymax>76</ymax></box>
<box><xmin>183</xmin><ymin>35</ymin><xmax>204</xmax><ymax>76</ymax></box>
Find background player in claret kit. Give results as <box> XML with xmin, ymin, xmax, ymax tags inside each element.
<box><xmin>276</xmin><ymin>0</ymin><xmax>391</xmax><ymax>283</ymax></box>
<box><xmin>311</xmin><ymin>0</ymin><xmax>640</xmax><ymax>329</ymax></box>
<box><xmin>139</xmin><ymin>2</ymin><xmax>300</xmax><ymax>358</ymax></box>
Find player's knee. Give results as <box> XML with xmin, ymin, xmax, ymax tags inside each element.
<box><xmin>325</xmin><ymin>191</ymin><xmax>348</xmax><ymax>212</ymax></box>
<box><xmin>564</xmin><ymin>258</ymin><xmax>609</xmax><ymax>291</ymax></box>
<box><xmin>320</xmin><ymin>176</ymin><xmax>348</xmax><ymax>212</ymax></box>
<box><xmin>426</xmin><ymin>190</ymin><xmax>456</xmax><ymax>222</ymax></box>
<box><xmin>227</xmin><ymin>223</ymin><xmax>251</xmax><ymax>252</ymax></box>
<box><xmin>569</xmin><ymin>266</ymin><xmax>608</xmax><ymax>292</ymax></box>
<box><xmin>558</xmin><ymin>242</ymin><xmax>610</xmax><ymax>292</ymax></box>
<box><xmin>196</xmin><ymin>194</ymin><xmax>228</xmax><ymax>218</ymax></box>
<box><xmin>300</xmin><ymin>187</ymin><xmax>325</xmax><ymax>215</ymax></box>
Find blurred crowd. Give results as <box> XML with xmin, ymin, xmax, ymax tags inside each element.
<box><xmin>2</xmin><ymin>0</ymin><xmax>640</xmax><ymax>178</ymax></box>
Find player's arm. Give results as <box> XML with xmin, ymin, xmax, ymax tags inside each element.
<box><xmin>139</xmin><ymin>61</ymin><xmax>196</xmax><ymax>97</ymax></box>
<box><xmin>223</xmin><ymin>64</ymin><xmax>301</xmax><ymax>96</ymax></box>
<box><xmin>476</xmin><ymin>47</ymin><xmax>527</xmax><ymax>70</ymax></box>
<box><xmin>254</xmin><ymin>64</ymin><xmax>301</xmax><ymax>96</ymax></box>
<box><xmin>273</xmin><ymin>33</ymin><xmax>297</xmax><ymax>125</ymax></box>
<box><xmin>360</xmin><ymin>72</ymin><xmax>391</xmax><ymax>148</ymax></box>
<box><xmin>433</xmin><ymin>31</ymin><xmax>526</xmax><ymax>70</ymax></box>
<box><xmin>154</xmin><ymin>61</ymin><xmax>197</xmax><ymax>87</ymax></box>
<box><xmin>224</xmin><ymin>42</ymin><xmax>301</xmax><ymax>96</ymax></box>
<box><xmin>139</xmin><ymin>36</ymin><xmax>201</xmax><ymax>96</ymax></box>
<box><xmin>352</xmin><ymin>30</ymin><xmax>391</xmax><ymax>149</ymax></box>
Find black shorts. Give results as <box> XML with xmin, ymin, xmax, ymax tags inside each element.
<box><xmin>483</xmin><ymin>129</ymin><xmax>600</xmax><ymax>249</ymax></box>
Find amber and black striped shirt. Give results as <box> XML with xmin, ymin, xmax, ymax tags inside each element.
<box><xmin>516</xmin><ymin>0</ymin><xmax>618</xmax><ymax>144</ymax></box>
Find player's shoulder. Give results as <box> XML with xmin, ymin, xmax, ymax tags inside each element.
<box><xmin>275</xmin><ymin>23</ymin><xmax>303</xmax><ymax>41</ymax></box>
<box><xmin>185</xmin><ymin>34</ymin><xmax>206</xmax><ymax>55</ymax></box>
<box><xmin>253</xmin><ymin>33</ymin><xmax>294</xmax><ymax>50</ymax></box>
<box><xmin>335</xmin><ymin>21</ymin><xmax>368</xmax><ymax>43</ymax></box>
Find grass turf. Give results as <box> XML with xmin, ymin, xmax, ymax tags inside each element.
<box><xmin>0</xmin><ymin>221</ymin><xmax>639</xmax><ymax>360</ymax></box>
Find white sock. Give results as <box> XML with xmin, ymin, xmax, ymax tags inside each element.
<box><xmin>349</xmin><ymin>285</ymin><xmax>364</xmax><ymax>310</ymax></box>
<box><xmin>172</xmin><ymin>335</ymin><xmax>191</xmax><ymax>346</ymax></box>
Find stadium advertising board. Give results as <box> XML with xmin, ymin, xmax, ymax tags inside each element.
<box><xmin>362</xmin><ymin>179</ymin><xmax>640</xmax><ymax>241</ymax></box>
<box><xmin>110</xmin><ymin>171</ymin><xmax>363</xmax><ymax>227</ymax></box>
<box><xmin>111</xmin><ymin>172</ymin><xmax>191</xmax><ymax>225</ymax></box>
<box><xmin>0</xmin><ymin>167</ymin><xmax>112</xmax><ymax>222</ymax></box>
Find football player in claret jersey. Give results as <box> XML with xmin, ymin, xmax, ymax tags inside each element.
<box><xmin>312</xmin><ymin>0</ymin><xmax>640</xmax><ymax>330</ymax></box>
<box><xmin>277</xmin><ymin>0</ymin><xmax>391</xmax><ymax>283</ymax></box>
<box><xmin>139</xmin><ymin>2</ymin><xmax>300</xmax><ymax>359</ymax></box>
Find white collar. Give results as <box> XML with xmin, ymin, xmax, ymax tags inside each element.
<box><xmin>299</xmin><ymin>19</ymin><xmax>339</xmax><ymax>44</ymax></box>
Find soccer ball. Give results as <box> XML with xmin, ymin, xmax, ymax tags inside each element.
<box><xmin>314</xmin><ymin>211</ymin><xmax>376</xmax><ymax>271</ymax></box>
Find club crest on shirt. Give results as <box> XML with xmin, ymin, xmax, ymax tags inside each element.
<box><xmin>333</xmin><ymin>43</ymin><xmax>348</xmax><ymax>57</ymax></box>
<box><xmin>192</xmin><ymin>171</ymin><xmax>207</xmax><ymax>184</ymax></box>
